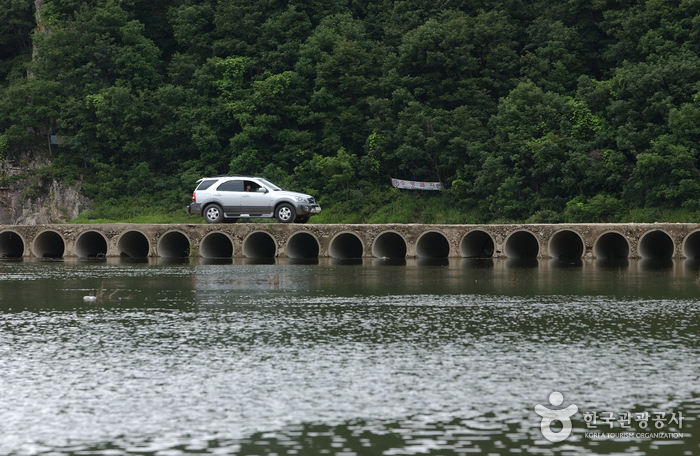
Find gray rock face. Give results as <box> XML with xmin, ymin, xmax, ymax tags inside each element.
<box><xmin>0</xmin><ymin>162</ymin><xmax>88</xmax><ymax>225</ymax></box>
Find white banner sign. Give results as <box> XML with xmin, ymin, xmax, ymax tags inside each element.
<box><xmin>391</xmin><ymin>178</ymin><xmax>442</xmax><ymax>190</ymax></box>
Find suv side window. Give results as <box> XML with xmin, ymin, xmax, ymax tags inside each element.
<box><xmin>243</xmin><ymin>180</ymin><xmax>260</xmax><ymax>192</ymax></box>
<box><xmin>217</xmin><ymin>180</ymin><xmax>244</xmax><ymax>192</ymax></box>
<box><xmin>196</xmin><ymin>179</ymin><xmax>218</xmax><ymax>191</ymax></box>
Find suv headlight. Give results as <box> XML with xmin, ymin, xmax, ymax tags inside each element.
<box><xmin>295</xmin><ymin>196</ymin><xmax>305</xmax><ymax>202</ymax></box>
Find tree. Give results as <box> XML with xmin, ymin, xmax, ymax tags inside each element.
<box><xmin>0</xmin><ymin>0</ymin><xmax>34</xmax><ymax>81</ymax></box>
<box><xmin>396</xmin><ymin>9</ymin><xmax>518</xmax><ymax>115</ymax></box>
<box><xmin>31</xmin><ymin>1</ymin><xmax>162</xmax><ymax>94</ymax></box>
<box><xmin>606</xmin><ymin>53</ymin><xmax>700</xmax><ymax>157</ymax></box>
<box><xmin>0</xmin><ymin>78</ymin><xmax>62</xmax><ymax>155</ymax></box>
<box><xmin>475</xmin><ymin>81</ymin><xmax>588</xmax><ymax>219</ymax></box>
<box><xmin>520</xmin><ymin>18</ymin><xmax>586</xmax><ymax>93</ymax></box>
<box><xmin>296</xmin><ymin>13</ymin><xmax>383</xmax><ymax>157</ymax></box>
<box><xmin>624</xmin><ymin>136</ymin><xmax>700</xmax><ymax>208</ymax></box>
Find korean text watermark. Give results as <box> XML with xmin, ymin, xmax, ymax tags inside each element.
<box><xmin>535</xmin><ymin>392</ymin><xmax>685</xmax><ymax>443</ymax></box>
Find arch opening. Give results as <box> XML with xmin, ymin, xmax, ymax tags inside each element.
<box><xmin>639</xmin><ymin>230</ymin><xmax>674</xmax><ymax>259</ymax></box>
<box><xmin>549</xmin><ymin>230</ymin><xmax>584</xmax><ymax>259</ymax></box>
<box><xmin>118</xmin><ymin>231</ymin><xmax>150</xmax><ymax>258</ymax></box>
<box><xmin>460</xmin><ymin>230</ymin><xmax>494</xmax><ymax>258</ymax></box>
<box><xmin>0</xmin><ymin>231</ymin><xmax>24</xmax><ymax>258</ymax></box>
<box><xmin>372</xmin><ymin>232</ymin><xmax>407</xmax><ymax>259</ymax></box>
<box><xmin>594</xmin><ymin>232</ymin><xmax>629</xmax><ymax>260</ymax></box>
<box><xmin>200</xmin><ymin>232</ymin><xmax>234</xmax><ymax>258</ymax></box>
<box><xmin>286</xmin><ymin>232</ymin><xmax>319</xmax><ymax>259</ymax></box>
<box><xmin>683</xmin><ymin>231</ymin><xmax>700</xmax><ymax>259</ymax></box>
<box><xmin>243</xmin><ymin>232</ymin><xmax>277</xmax><ymax>259</ymax></box>
<box><xmin>75</xmin><ymin>231</ymin><xmax>108</xmax><ymax>259</ymax></box>
<box><xmin>416</xmin><ymin>231</ymin><xmax>450</xmax><ymax>259</ymax></box>
<box><xmin>330</xmin><ymin>233</ymin><xmax>363</xmax><ymax>259</ymax></box>
<box><xmin>158</xmin><ymin>231</ymin><xmax>191</xmax><ymax>258</ymax></box>
<box><xmin>33</xmin><ymin>231</ymin><xmax>65</xmax><ymax>258</ymax></box>
<box><xmin>505</xmin><ymin>231</ymin><xmax>539</xmax><ymax>259</ymax></box>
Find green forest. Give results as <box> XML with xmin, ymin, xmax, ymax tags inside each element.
<box><xmin>1</xmin><ymin>0</ymin><xmax>700</xmax><ymax>224</ymax></box>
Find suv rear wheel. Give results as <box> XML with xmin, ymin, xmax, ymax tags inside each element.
<box><xmin>275</xmin><ymin>203</ymin><xmax>296</xmax><ymax>223</ymax></box>
<box><xmin>204</xmin><ymin>204</ymin><xmax>224</xmax><ymax>223</ymax></box>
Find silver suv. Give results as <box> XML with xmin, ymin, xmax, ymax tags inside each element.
<box><xmin>187</xmin><ymin>176</ymin><xmax>321</xmax><ymax>223</ymax></box>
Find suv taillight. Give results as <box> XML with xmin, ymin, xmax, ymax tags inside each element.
<box><xmin>191</xmin><ymin>192</ymin><xmax>196</xmax><ymax>202</ymax></box>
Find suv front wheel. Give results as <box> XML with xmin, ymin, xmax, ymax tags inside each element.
<box><xmin>275</xmin><ymin>203</ymin><xmax>296</xmax><ymax>223</ymax></box>
<box><xmin>204</xmin><ymin>204</ymin><xmax>224</xmax><ymax>223</ymax></box>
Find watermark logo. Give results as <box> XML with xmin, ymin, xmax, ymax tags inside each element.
<box><xmin>534</xmin><ymin>392</ymin><xmax>686</xmax><ymax>443</ymax></box>
<box><xmin>535</xmin><ymin>392</ymin><xmax>578</xmax><ymax>442</ymax></box>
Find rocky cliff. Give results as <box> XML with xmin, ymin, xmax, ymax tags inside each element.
<box><xmin>0</xmin><ymin>161</ymin><xmax>88</xmax><ymax>225</ymax></box>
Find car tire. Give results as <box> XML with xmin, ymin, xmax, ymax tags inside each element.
<box><xmin>204</xmin><ymin>204</ymin><xmax>224</xmax><ymax>224</ymax></box>
<box><xmin>275</xmin><ymin>203</ymin><xmax>296</xmax><ymax>223</ymax></box>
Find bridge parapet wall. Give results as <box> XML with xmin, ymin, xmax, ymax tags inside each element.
<box><xmin>0</xmin><ymin>223</ymin><xmax>698</xmax><ymax>260</ymax></box>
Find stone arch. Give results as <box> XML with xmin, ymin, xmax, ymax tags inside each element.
<box><xmin>243</xmin><ymin>231</ymin><xmax>277</xmax><ymax>259</ymax></box>
<box><xmin>117</xmin><ymin>230</ymin><xmax>151</xmax><ymax>258</ymax></box>
<box><xmin>200</xmin><ymin>231</ymin><xmax>235</xmax><ymax>258</ymax></box>
<box><xmin>286</xmin><ymin>231</ymin><xmax>320</xmax><ymax>259</ymax></box>
<box><xmin>682</xmin><ymin>230</ymin><xmax>700</xmax><ymax>259</ymax></box>
<box><xmin>330</xmin><ymin>232</ymin><xmax>364</xmax><ymax>259</ymax></box>
<box><xmin>638</xmin><ymin>229</ymin><xmax>674</xmax><ymax>259</ymax></box>
<box><xmin>460</xmin><ymin>230</ymin><xmax>495</xmax><ymax>258</ymax></box>
<box><xmin>416</xmin><ymin>231</ymin><xmax>451</xmax><ymax>259</ymax></box>
<box><xmin>549</xmin><ymin>229</ymin><xmax>585</xmax><ymax>259</ymax></box>
<box><xmin>594</xmin><ymin>232</ymin><xmax>630</xmax><ymax>260</ymax></box>
<box><xmin>158</xmin><ymin>230</ymin><xmax>191</xmax><ymax>258</ymax></box>
<box><xmin>504</xmin><ymin>230</ymin><xmax>539</xmax><ymax>258</ymax></box>
<box><xmin>0</xmin><ymin>230</ymin><xmax>25</xmax><ymax>258</ymax></box>
<box><xmin>75</xmin><ymin>230</ymin><xmax>108</xmax><ymax>259</ymax></box>
<box><xmin>372</xmin><ymin>231</ymin><xmax>407</xmax><ymax>259</ymax></box>
<box><xmin>33</xmin><ymin>230</ymin><xmax>66</xmax><ymax>258</ymax></box>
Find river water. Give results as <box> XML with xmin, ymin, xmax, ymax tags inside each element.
<box><xmin>0</xmin><ymin>258</ymin><xmax>698</xmax><ymax>456</ymax></box>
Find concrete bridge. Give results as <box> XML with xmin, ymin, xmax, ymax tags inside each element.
<box><xmin>1</xmin><ymin>223</ymin><xmax>700</xmax><ymax>261</ymax></box>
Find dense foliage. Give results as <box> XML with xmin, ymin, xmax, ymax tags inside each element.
<box><xmin>1</xmin><ymin>0</ymin><xmax>700</xmax><ymax>223</ymax></box>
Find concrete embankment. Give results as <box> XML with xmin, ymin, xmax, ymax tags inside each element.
<box><xmin>0</xmin><ymin>223</ymin><xmax>698</xmax><ymax>260</ymax></box>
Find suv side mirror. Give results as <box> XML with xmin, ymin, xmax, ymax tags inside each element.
<box><xmin>257</xmin><ymin>187</ymin><xmax>268</xmax><ymax>193</ymax></box>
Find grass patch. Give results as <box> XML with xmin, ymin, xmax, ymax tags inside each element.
<box><xmin>69</xmin><ymin>196</ymin><xmax>197</xmax><ymax>224</ymax></box>
<box><xmin>68</xmin><ymin>188</ymin><xmax>700</xmax><ymax>225</ymax></box>
<box><xmin>70</xmin><ymin>211</ymin><xmax>197</xmax><ymax>224</ymax></box>
<box><xmin>620</xmin><ymin>207</ymin><xmax>700</xmax><ymax>223</ymax></box>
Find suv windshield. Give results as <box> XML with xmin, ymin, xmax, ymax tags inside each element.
<box><xmin>257</xmin><ymin>178</ymin><xmax>282</xmax><ymax>191</ymax></box>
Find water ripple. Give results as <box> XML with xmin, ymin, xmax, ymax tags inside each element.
<box><xmin>0</xmin><ymin>261</ymin><xmax>698</xmax><ymax>455</ymax></box>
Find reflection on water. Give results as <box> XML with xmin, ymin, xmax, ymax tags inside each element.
<box><xmin>0</xmin><ymin>258</ymin><xmax>698</xmax><ymax>455</ymax></box>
